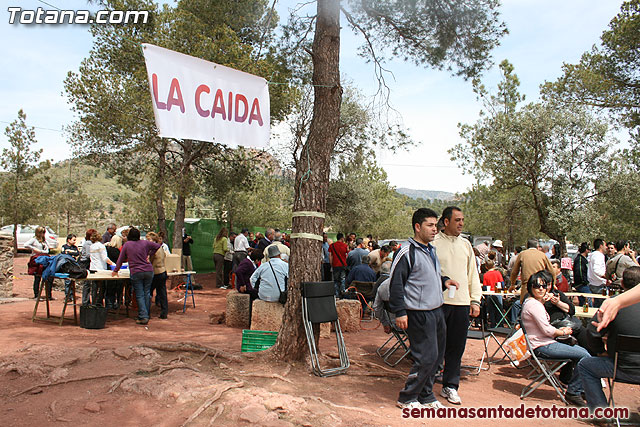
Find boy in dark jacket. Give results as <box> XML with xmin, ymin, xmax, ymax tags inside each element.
<box><xmin>61</xmin><ymin>234</ymin><xmax>80</xmax><ymax>301</ymax></box>
<box><xmin>390</xmin><ymin>208</ymin><xmax>458</xmax><ymax>410</ymax></box>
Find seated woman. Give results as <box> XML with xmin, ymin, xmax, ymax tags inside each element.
<box><xmin>545</xmin><ymin>261</ymin><xmax>590</xmax><ymax>350</ymax></box>
<box><xmin>522</xmin><ymin>270</ymin><xmax>590</xmax><ymax>407</ymax></box>
<box><xmin>236</xmin><ymin>250</ymin><xmax>263</xmax><ymax>301</ymax></box>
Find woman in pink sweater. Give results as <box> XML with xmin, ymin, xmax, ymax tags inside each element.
<box><xmin>522</xmin><ymin>270</ymin><xmax>590</xmax><ymax>407</ymax></box>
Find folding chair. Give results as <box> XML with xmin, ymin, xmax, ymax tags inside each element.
<box><xmin>375</xmin><ymin>302</ymin><xmax>410</xmax><ymax>367</ymax></box>
<box><xmin>486</xmin><ymin>310</ymin><xmax>534</xmax><ymax>368</ymax></box>
<box><xmin>519</xmin><ymin>322</ymin><xmax>570</xmax><ymax>404</ymax></box>
<box><xmin>301</xmin><ymin>281</ymin><xmax>350</xmax><ymax>377</ymax></box>
<box><xmin>608</xmin><ymin>334</ymin><xmax>640</xmax><ymax>427</ymax></box>
<box><xmin>463</xmin><ymin>314</ymin><xmax>492</xmax><ymax>375</ymax></box>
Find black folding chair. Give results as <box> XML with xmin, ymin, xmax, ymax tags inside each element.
<box><xmin>301</xmin><ymin>281</ymin><xmax>349</xmax><ymax>377</ymax></box>
<box><xmin>519</xmin><ymin>322</ymin><xmax>570</xmax><ymax>404</ymax></box>
<box><xmin>608</xmin><ymin>334</ymin><xmax>640</xmax><ymax>427</ymax></box>
<box><xmin>375</xmin><ymin>302</ymin><xmax>410</xmax><ymax>367</ymax></box>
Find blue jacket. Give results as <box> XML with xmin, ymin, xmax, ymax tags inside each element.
<box><xmin>346</xmin><ymin>264</ymin><xmax>377</xmax><ymax>285</ymax></box>
<box><xmin>389</xmin><ymin>238</ymin><xmax>450</xmax><ymax>317</ymax></box>
<box><xmin>35</xmin><ymin>254</ymin><xmax>77</xmax><ymax>281</ymax></box>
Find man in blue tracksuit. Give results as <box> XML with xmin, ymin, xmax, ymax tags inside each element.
<box><xmin>390</xmin><ymin>208</ymin><xmax>459</xmax><ymax>409</ymax></box>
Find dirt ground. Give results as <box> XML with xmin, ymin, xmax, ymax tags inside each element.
<box><xmin>1</xmin><ymin>254</ymin><xmax>638</xmax><ymax>426</ymax></box>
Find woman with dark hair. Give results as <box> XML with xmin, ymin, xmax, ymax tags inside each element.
<box><xmin>112</xmin><ymin>227</ymin><xmax>161</xmax><ymax>325</ymax></box>
<box><xmin>521</xmin><ymin>270</ymin><xmax>590</xmax><ymax>407</ymax></box>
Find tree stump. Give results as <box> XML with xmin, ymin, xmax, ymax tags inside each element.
<box><xmin>225</xmin><ymin>291</ymin><xmax>250</xmax><ymax>328</ymax></box>
<box><xmin>250</xmin><ymin>300</ymin><xmax>285</xmax><ymax>331</ymax></box>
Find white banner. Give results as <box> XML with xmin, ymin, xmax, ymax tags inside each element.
<box><xmin>141</xmin><ymin>43</ymin><xmax>270</xmax><ymax>147</ymax></box>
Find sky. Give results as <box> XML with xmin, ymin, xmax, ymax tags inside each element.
<box><xmin>0</xmin><ymin>0</ymin><xmax>625</xmax><ymax>194</ymax></box>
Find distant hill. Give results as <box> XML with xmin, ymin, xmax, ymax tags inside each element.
<box><xmin>396</xmin><ymin>187</ymin><xmax>455</xmax><ymax>201</ymax></box>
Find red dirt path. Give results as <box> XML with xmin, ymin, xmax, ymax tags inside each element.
<box><xmin>0</xmin><ymin>254</ymin><xmax>638</xmax><ymax>426</ymax></box>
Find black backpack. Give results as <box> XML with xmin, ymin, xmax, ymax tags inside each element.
<box><xmin>59</xmin><ymin>259</ymin><xmax>88</xmax><ymax>279</ymax></box>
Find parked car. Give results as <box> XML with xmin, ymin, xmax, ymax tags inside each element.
<box><xmin>78</xmin><ymin>225</ymin><xmax>147</xmax><ymax>248</ymax></box>
<box><xmin>472</xmin><ymin>236</ymin><xmax>493</xmax><ymax>248</ymax></box>
<box><xmin>0</xmin><ymin>224</ymin><xmax>59</xmax><ymax>251</ymax></box>
<box><xmin>115</xmin><ymin>225</ymin><xmax>147</xmax><ymax>239</ymax></box>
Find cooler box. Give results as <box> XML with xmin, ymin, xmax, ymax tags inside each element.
<box><xmin>109</xmin><ymin>263</ymin><xmax>128</xmax><ymax>270</ymax></box>
<box><xmin>165</xmin><ymin>254</ymin><xmax>181</xmax><ymax>272</ymax></box>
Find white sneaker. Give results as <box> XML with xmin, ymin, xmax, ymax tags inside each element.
<box><xmin>421</xmin><ymin>400</ymin><xmax>446</xmax><ymax>409</ymax></box>
<box><xmin>440</xmin><ymin>387</ymin><xmax>462</xmax><ymax>405</ymax></box>
<box><xmin>396</xmin><ymin>401</ymin><xmax>422</xmax><ymax>409</ymax></box>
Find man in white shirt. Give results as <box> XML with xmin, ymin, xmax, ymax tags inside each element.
<box><xmin>232</xmin><ymin>228</ymin><xmax>250</xmax><ymax>272</ymax></box>
<box><xmin>250</xmin><ymin>245</ymin><xmax>289</xmax><ymax>302</ymax></box>
<box><xmin>588</xmin><ymin>238</ymin><xmax>607</xmax><ymax>307</ymax></box>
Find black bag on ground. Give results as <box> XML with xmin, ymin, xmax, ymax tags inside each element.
<box><xmin>80</xmin><ymin>305</ymin><xmax>107</xmax><ymax>329</ymax></box>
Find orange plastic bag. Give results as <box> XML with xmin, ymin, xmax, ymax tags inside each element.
<box><xmin>504</xmin><ymin>326</ymin><xmax>531</xmax><ymax>366</ymax></box>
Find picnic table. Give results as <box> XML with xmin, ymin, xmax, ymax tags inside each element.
<box><xmin>563</xmin><ymin>292</ymin><xmax>610</xmax><ymax>299</ymax></box>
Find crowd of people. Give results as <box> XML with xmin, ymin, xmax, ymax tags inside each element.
<box><xmin>370</xmin><ymin>206</ymin><xmax>640</xmax><ymax>414</ymax></box>
<box><xmin>26</xmin><ymin>223</ymin><xmax>171</xmax><ymax>325</ymax></box>
<box><xmin>213</xmin><ymin>227</ymin><xmax>290</xmax><ymax>305</ymax></box>
<box><xmin>22</xmin><ymin>216</ymin><xmax>640</xmax><ymax>413</ymax></box>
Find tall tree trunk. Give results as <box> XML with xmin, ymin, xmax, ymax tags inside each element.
<box><xmin>172</xmin><ymin>140</ymin><xmax>193</xmax><ymax>251</ymax></box>
<box><xmin>173</xmin><ymin>194</ymin><xmax>186</xmax><ymax>251</ymax></box>
<box><xmin>272</xmin><ymin>0</ymin><xmax>342</xmax><ymax>362</ymax></box>
<box><xmin>155</xmin><ymin>143</ymin><xmax>168</xmax><ymax>239</ymax></box>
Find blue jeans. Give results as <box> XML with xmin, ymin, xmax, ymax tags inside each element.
<box><xmin>534</xmin><ymin>342</ymin><xmax>590</xmax><ymax>395</ymax></box>
<box><xmin>332</xmin><ymin>266</ymin><xmax>346</xmax><ymax>296</ymax></box>
<box><xmin>589</xmin><ymin>285</ymin><xmax>605</xmax><ymax>308</ymax></box>
<box><xmin>578</xmin><ymin>356</ymin><xmax>640</xmax><ymax>410</ymax></box>
<box><xmin>510</xmin><ymin>299</ymin><xmax>522</xmax><ymax>324</ymax></box>
<box><xmin>131</xmin><ymin>271</ymin><xmax>153</xmax><ymax>320</ymax></box>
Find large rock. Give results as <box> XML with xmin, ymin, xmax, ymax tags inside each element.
<box><xmin>0</xmin><ymin>235</ymin><xmax>14</xmax><ymax>298</ymax></box>
<box><xmin>226</xmin><ymin>291</ymin><xmax>251</xmax><ymax>328</ymax></box>
<box><xmin>335</xmin><ymin>299</ymin><xmax>361</xmax><ymax>332</ymax></box>
<box><xmin>250</xmin><ymin>299</ymin><xmax>284</xmax><ymax>331</ymax></box>
<box><xmin>320</xmin><ymin>322</ymin><xmax>331</xmax><ymax>338</ymax></box>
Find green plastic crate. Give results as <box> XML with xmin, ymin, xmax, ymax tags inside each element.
<box><xmin>241</xmin><ymin>329</ymin><xmax>278</xmax><ymax>352</ymax></box>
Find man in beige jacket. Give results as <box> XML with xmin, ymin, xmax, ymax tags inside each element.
<box><xmin>509</xmin><ymin>238</ymin><xmax>555</xmax><ymax>302</ymax></box>
<box><xmin>432</xmin><ymin>206</ymin><xmax>482</xmax><ymax>405</ymax></box>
